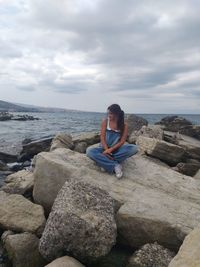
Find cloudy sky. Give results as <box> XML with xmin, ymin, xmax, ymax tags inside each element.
<box><xmin>0</xmin><ymin>0</ymin><xmax>199</xmax><ymax>113</ymax></box>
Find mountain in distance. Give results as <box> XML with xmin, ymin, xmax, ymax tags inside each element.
<box><xmin>0</xmin><ymin>100</ymin><xmax>82</xmax><ymax>113</ymax></box>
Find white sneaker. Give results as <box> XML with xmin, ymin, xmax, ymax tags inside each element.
<box><xmin>114</xmin><ymin>164</ymin><xmax>123</xmax><ymax>179</ymax></box>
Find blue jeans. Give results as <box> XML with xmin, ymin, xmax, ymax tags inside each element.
<box><xmin>86</xmin><ymin>129</ymin><xmax>138</xmax><ymax>174</ymax></box>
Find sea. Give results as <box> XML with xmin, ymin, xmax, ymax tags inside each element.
<box><xmin>0</xmin><ymin>111</ymin><xmax>200</xmax><ymax>155</ymax></box>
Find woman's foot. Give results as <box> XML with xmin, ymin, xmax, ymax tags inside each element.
<box><xmin>114</xmin><ymin>163</ymin><xmax>123</xmax><ymax>179</ymax></box>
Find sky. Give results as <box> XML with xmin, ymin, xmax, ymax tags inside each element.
<box><xmin>0</xmin><ymin>0</ymin><xmax>200</xmax><ymax>113</ymax></box>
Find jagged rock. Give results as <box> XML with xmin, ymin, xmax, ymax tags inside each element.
<box><xmin>0</xmin><ymin>161</ymin><xmax>8</xmax><ymax>171</ymax></box>
<box><xmin>33</xmin><ymin>147</ymin><xmax>200</xmax><ymax>251</ymax></box>
<box><xmin>1</xmin><ymin>170</ymin><xmax>34</xmax><ymax>196</ymax></box>
<box><xmin>168</xmin><ymin>226</ymin><xmax>200</xmax><ymax>267</ymax></box>
<box><xmin>3</xmin><ymin>232</ymin><xmax>46</xmax><ymax>267</ymax></box>
<box><xmin>127</xmin><ymin>242</ymin><xmax>175</xmax><ymax>267</ymax></box>
<box><xmin>0</xmin><ymin>191</ymin><xmax>46</xmax><ymax>236</ymax></box>
<box><xmin>50</xmin><ymin>133</ymin><xmax>74</xmax><ymax>151</ymax></box>
<box><xmin>0</xmin><ymin>112</ymin><xmax>13</xmax><ymax>121</ymax></box>
<box><xmin>136</xmin><ymin>136</ymin><xmax>185</xmax><ymax>166</ymax></box>
<box><xmin>179</xmin><ymin>125</ymin><xmax>200</xmax><ymax>140</ymax></box>
<box><xmin>128</xmin><ymin>125</ymin><xmax>164</xmax><ymax>144</ymax></box>
<box><xmin>19</xmin><ymin>137</ymin><xmax>53</xmax><ymax>161</ymax></box>
<box><xmin>39</xmin><ymin>179</ymin><xmax>117</xmax><ymax>263</ymax></box>
<box><xmin>126</xmin><ymin>114</ymin><xmax>148</xmax><ymax>136</ymax></box>
<box><xmin>45</xmin><ymin>256</ymin><xmax>85</xmax><ymax>267</ymax></box>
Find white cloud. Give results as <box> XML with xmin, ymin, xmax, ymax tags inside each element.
<box><xmin>0</xmin><ymin>0</ymin><xmax>199</xmax><ymax>113</ymax></box>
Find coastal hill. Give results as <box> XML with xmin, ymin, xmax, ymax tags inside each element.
<box><xmin>0</xmin><ymin>100</ymin><xmax>79</xmax><ymax>113</ymax></box>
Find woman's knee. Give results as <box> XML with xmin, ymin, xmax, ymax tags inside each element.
<box><xmin>128</xmin><ymin>144</ymin><xmax>138</xmax><ymax>156</ymax></box>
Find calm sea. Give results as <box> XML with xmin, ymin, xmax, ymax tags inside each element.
<box><xmin>0</xmin><ymin>111</ymin><xmax>200</xmax><ymax>154</ymax></box>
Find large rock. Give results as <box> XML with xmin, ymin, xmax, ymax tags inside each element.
<box><xmin>72</xmin><ymin>131</ymin><xmax>100</xmax><ymax>146</ymax></box>
<box><xmin>0</xmin><ymin>152</ymin><xmax>17</xmax><ymax>163</ymax></box>
<box><xmin>126</xmin><ymin>114</ymin><xmax>148</xmax><ymax>136</ymax></box>
<box><xmin>179</xmin><ymin>125</ymin><xmax>200</xmax><ymax>140</ymax></box>
<box><xmin>194</xmin><ymin>169</ymin><xmax>200</xmax><ymax>180</ymax></box>
<box><xmin>50</xmin><ymin>133</ymin><xmax>74</xmax><ymax>151</ymax></box>
<box><xmin>168</xmin><ymin>226</ymin><xmax>200</xmax><ymax>267</ymax></box>
<box><xmin>155</xmin><ymin>116</ymin><xmax>192</xmax><ymax>132</ymax></box>
<box><xmin>136</xmin><ymin>136</ymin><xmax>185</xmax><ymax>166</ymax></box>
<box><xmin>128</xmin><ymin>125</ymin><xmax>164</xmax><ymax>144</ymax></box>
<box><xmin>39</xmin><ymin>179</ymin><xmax>117</xmax><ymax>263</ymax></box>
<box><xmin>0</xmin><ymin>191</ymin><xmax>46</xmax><ymax>236</ymax></box>
<box><xmin>45</xmin><ymin>256</ymin><xmax>85</xmax><ymax>267</ymax></box>
<box><xmin>1</xmin><ymin>170</ymin><xmax>34</xmax><ymax>196</ymax></box>
<box><xmin>33</xmin><ymin>147</ymin><xmax>200</xmax><ymax>251</ymax></box>
<box><xmin>116</xmin><ymin>188</ymin><xmax>200</xmax><ymax>250</ymax></box>
<box><xmin>172</xmin><ymin>161</ymin><xmax>200</xmax><ymax>177</ymax></box>
<box><xmin>19</xmin><ymin>137</ymin><xmax>53</xmax><ymax>161</ymax></box>
<box><xmin>127</xmin><ymin>242</ymin><xmax>175</xmax><ymax>267</ymax></box>
<box><xmin>3</xmin><ymin>232</ymin><xmax>46</xmax><ymax>267</ymax></box>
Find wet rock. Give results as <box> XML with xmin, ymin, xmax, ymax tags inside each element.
<box><xmin>126</xmin><ymin>114</ymin><xmax>148</xmax><ymax>136</ymax></box>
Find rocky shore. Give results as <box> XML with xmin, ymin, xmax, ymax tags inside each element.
<box><xmin>0</xmin><ymin>114</ymin><xmax>200</xmax><ymax>267</ymax></box>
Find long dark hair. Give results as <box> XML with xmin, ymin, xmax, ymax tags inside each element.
<box><xmin>107</xmin><ymin>104</ymin><xmax>125</xmax><ymax>135</ymax></box>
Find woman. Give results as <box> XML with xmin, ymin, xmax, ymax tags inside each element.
<box><xmin>86</xmin><ymin>104</ymin><xmax>138</xmax><ymax>179</ymax></box>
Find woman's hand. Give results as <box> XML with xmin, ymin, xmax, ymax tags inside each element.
<box><xmin>102</xmin><ymin>148</ymin><xmax>114</xmax><ymax>160</ymax></box>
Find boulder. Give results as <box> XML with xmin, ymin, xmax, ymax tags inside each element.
<box><xmin>0</xmin><ymin>112</ymin><xmax>13</xmax><ymax>121</ymax></box>
<box><xmin>0</xmin><ymin>161</ymin><xmax>8</xmax><ymax>171</ymax></box>
<box><xmin>3</xmin><ymin>232</ymin><xmax>46</xmax><ymax>267</ymax></box>
<box><xmin>1</xmin><ymin>170</ymin><xmax>34</xmax><ymax>196</ymax></box>
<box><xmin>74</xmin><ymin>141</ymin><xmax>88</xmax><ymax>153</ymax></box>
<box><xmin>179</xmin><ymin>125</ymin><xmax>200</xmax><ymax>140</ymax></box>
<box><xmin>136</xmin><ymin>136</ymin><xmax>185</xmax><ymax>166</ymax></box>
<box><xmin>72</xmin><ymin>131</ymin><xmax>100</xmax><ymax>146</ymax></box>
<box><xmin>128</xmin><ymin>125</ymin><xmax>164</xmax><ymax>144</ymax></box>
<box><xmin>45</xmin><ymin>256</ymin><xmax>85</xmax><ymax>267</ymax></box>
<box><xmin>39</xmin><ymin>179</ymin><xmax>117</xmax><ymax>263</ymax></box>
<box><xmin>168</xmin><ymin>226</ymin><xmax>200</xmax><ymax>267</ymax></box>
<box><xmin>155</xmin><ymin>116</ymin><xmax>192</xmax><ymax>132</ymax></box>
<box><xmin>126</xmin><ymin>114</ymin><xmax>148</xmax><ymax>136</ymax></box>
<box><xmin>116</xmin><ymin>188</ymin><xmax>200</xmax><ymax>250</ymax></box>
<box><xmin>50</xmin><ymin>133</ymin><xmax>74</xmax><ymax>151</ymax></box>
<box><xmin>194</xmin><ymin>169</ymin><xmax>200</xmax><ymax>180</ymax></box>
<box><xmin>33</xmin><ymin>147</ymin><xmax>200</xmax><ymax>251</ymax></box>
<box><xmin>19</xmin><ymin>137</ymin><xmax>53</xmax><ymax>161</ymax></box>
<box><xmin>127</xmin><ymin>242</ymin><xmax>175</xmax><ymax>267</ymax></box>
<box><xmin>0</xmin><ymin>191</ymin><xmax>46</xmax><ymax>236</ymax></box>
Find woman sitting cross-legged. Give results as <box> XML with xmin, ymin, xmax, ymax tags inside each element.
<box><xmin>86</xmin><ymin>103</ymin><xmax>138</xmax><ymax>179</ymax></box>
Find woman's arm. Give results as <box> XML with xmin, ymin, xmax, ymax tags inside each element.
<box><xmin>100</xmin><ymin>119</ymin><xmax>109</xmax><ymax>150</ymax></box>
<box><xmin>108</xmin><ymin>122</ymin><xmax>128</xmax><ymax>153</ymax></box>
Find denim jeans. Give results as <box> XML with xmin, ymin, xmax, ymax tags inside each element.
<box><xmin>86</xmin><ymin>129</ymin><xmax>138</xmax><ymax>174</ymax></box>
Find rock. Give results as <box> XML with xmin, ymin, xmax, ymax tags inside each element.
<box><xmin>128</xmin><ymin>125</ymin><xmax>164</xmax><ymax>144</ymax></box>
<box><xmin>172</xmin><ymin>162</ymin><xmax>200</xmax><ymax>177</ymax></box>
<box><xmin>156</xmin><ymin>116</ymin><xmax>200</xmax><ymax>140</ymax></box>
<box><xmin>19</xmin><ymin>137</ymin><xmax>53</xmax><ymax>161</ymax></box>
<box><xmin>74</xmin><ymin>141</ymin><xmax>88</xmax><ymax>153</ymax></box>
<box><xmin>126</xmin><ymin>114</ymin><xmax>148</xmax><ymax>136</ymax></box>
<box><xmin>136</xmin><ymin>136</ymin><xmax>185</xmax><ymax>166</ymax></box>
<box><xmin>127</xmin><ymin>242</ymin><xmax>175</xmax><ymax>267</ymax></box>
<box><xmin>0</xmin><ymin>152</ymin><xmax>17</xmax><ymax>163</ymax></box>
<box><xmin>45</xmin><ymin>256</ymin><xmax>85</xmax><ymax>267</ymax></box>
<box><xmin>72</xmin><ymin>131</ymin><xmax>100</xmax><ymax>146</ymax></box>
<box><xmin>3</xmin><ymin>232</ymin><xmax>46</xmax><ymax>267</ymax></box>
<box><xmin>50</xmin><ymin>133</ymin><xmax>74</xmax><ymax>151</ymax></box>
<box><xmin>194</xmin><ymin>169</ymin><xmax>200</xmax><ymax>180</ymax></box>
<box><xmin>168</xmin><ymin>226</ymin><xmax>200</xmax><ymax>267</ymax></box>
<box><xmin>39</xmin><ymin>179</ymin><xmax>117</xmax><ymax>263</ymax></box>
<box><xmin>33</xmin><ymin>147</ymin><xmax>200</xmax><ymax>251</ymax></box>
<box><xmin>11</xmin><ymin>114</ymin><xmax>40</xmax><ymax>121</ymax></box>
<box><xmin>0</xmin><ymin>112</ymin><xmax>13</xmax><ymax>121</ymax></box>
<box><xmin>1</xmin><ymin>170</ymin><xmax>34</xmax><ymax>196</ymax></box>
<box><xmin>116</xmin><ymin>188</ymin><xmax>200</xmax><ymax>250</ymax></box>
<box><xmin>0</xmin><ymin>191</ymin><xmax>46</xmax><ymax>236</ymax></box>
<box><xmin>155</xmin><ymin>116</ymin><xmax>192</xmax><ymax>132</ymax></box>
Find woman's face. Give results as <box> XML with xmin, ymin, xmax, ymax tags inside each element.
<box><xmin>107</xmin><ymin>110</ymin><xmax>117</xmax><ymax>120</ymax></box>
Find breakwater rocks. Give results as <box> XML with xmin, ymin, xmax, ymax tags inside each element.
<box><xmin>0</xmin><ymin>114</ymin><xmax>200</xmax><ymax>267</ymax></box>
